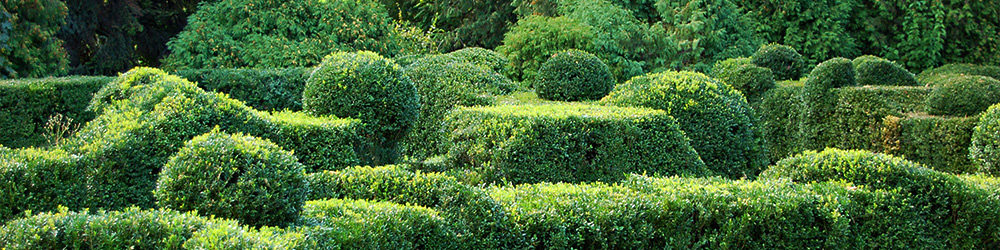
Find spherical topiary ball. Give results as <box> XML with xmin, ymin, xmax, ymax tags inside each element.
<box><xmin>155</xmin><ymin>131</ymin><xmax>308</xmax><ymax>227</ymax></box>
<box><xmin>925</xmin><ymin>75</ymin><xmax>1000</xmax><ymax>116</ymax></box>
<box><xmin>751</xmin><ymin>43</ymin><xmax>806</xmax><ymax>81</ymax></box>
<box><xmin>712</xmin><ymin>57</ymin><xmax>776</xmax><ymax>102</ymax></box>
<box><xmin>599</xmin><ymin>71</ymin><xmax>768</xmax><ymax>179</ymax></box>
<box><xmin>852</xmin><ymin>55</ymin><xmax>917</xmax><ymax>86</ymax></box>
<box><xmin>806</xmin><ymin>57</ymin><xmax>857</xmax><ymax>90</ymax></box>
<box><xmin>302</xmin><ymin>51</ymin><xmax>421</xmax><ymax>165</ymax></box>
<box><xmin>971</xmin><ymin>104</ymin><xmax>1000</xmax><ymax>176</ymax></box>
<box><xmin>536</xmin><ymin>49</ymin><xmax>614</xmax><ymax>101</ymax></box>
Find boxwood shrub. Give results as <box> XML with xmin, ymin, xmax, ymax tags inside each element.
<box><xmin>155</xmin><ymin>131</ymin><xmax>308</xmax><ymax>228</ymax></box>
<box><xmin>445</xmin><ymin>103</ymin><xmax>708</xmax><ymax>184</ymax></box>
<box><xmin>925</xmin><ymin>75</ymin><xmax>1000</xmax><ymax>116</ymax></box>
<box><xmin>882</xmin><ymin>115</ymin><xmax>979</xmax><ymax>174</ymax></box>
<box><xmin>536</xmin><ymin>49</ymin><xmax>615</xmax><ymax>101</ymax></box>
<box><xmin>917</xmin><ymin>63</ymin><xmax>1000</xmax><ymax>86</ymax></box>
<box><xmin>751</xmin><ymin>43</ymin><xmax>806</xmax><ymax>81</ymax></box>
<box><xmin>298</xmin><ymin>198</ymin><xmax>460</xmax><ymax>249</ymax></box>
<box><xmin>448</xmin><ymin>47</ymin><xmax>509</xmax><ymax>75</ymax></box>
<box><xmin>0</xmin><ymin>76</ymin><xmax>113</xmax><ymax>148</ymax></box>
<box><xmin>400</xmin><ymin>54</ymin><xmax>515</xmax><ymax>160</ymax></box>
<box><xmin>852</xmin><ymin>55</ymin><xmax>918</xmax><ymax>86</ymax></box>
<box><xmin>600</xmin><ymin>71</ymin><xmax>768</xmax><ymax>179</ymax></box>
<box><xmin>711</xmin><ymin>57</ymin><xmax>776</xmax><ymax>103</ymax></box>
<box><xmin>303</xmin><ymin>51</ymin><xmax>420</xmax><ymax>166</ymax></box>
<box><xmin>801</xmin><ymin>57</ymin><xmax>857</xmax><ymax>149</ymax></box>
<box><xmin>971</xmin><ymin>104</ymin><xmax>1000</xmax><ymax>176</ymax></box>
<box><xmin>174</xmin><ymin>68</ymin><xmax>312</xmax><ymax>111</ymax></box>
<box><xmin>305</xmin><ymin>165</ymin><xmax>522</xmax><ymax>248</ymax></box>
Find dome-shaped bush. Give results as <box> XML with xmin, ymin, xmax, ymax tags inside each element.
<box><xmin>155</xmin><ymin>131</ymin><xmax>308</xmax><ymax>228</ymax></box>
<box><xmin>600</xmin><ymin>71</ymin><xmax>768</xmax><ymax>179</ymax></box>
<box><xmin>917</xmin><ymin>63</ymin><xmax>1000</xmax><ymax>86</ymax></box>
<box><xmin>448</xmin><ymin>47</ymin><xmax>509</xmax><ymax>74</ymax></box>
<box><xmin>853</xmin><ymin>55</ymin><xmax>917</xmax><ymax>86</ymax></box>
<box><xmin>971</xmin><ymin>104</ymin><xmax>1000</xmax><ymax>176</ymax></box>
<box><xmin>751</xmin><ymin>43</ymin><xmax>805</xmax><ymax>81</ymax></box>
<box><xmin>925</xmin><ymin>75</ymin><xmax>1000</xmax><ymax>116</ymax></box>
<box><xmin>807</xmin><ymin>57</ymin><xmax>857</xmax><ymax>90</ymax></box>
<box><xmin>712</xmin><ymin>57</ymin><xmax>776</xmax><ymax>102</ymax></box>
<box><xmin>497</xmin><ymin>15</ymin><xmax>595</xmax><ymax>86</ymax></box>
<box><xmin>302</xmin><ymin>51</ymin><xmax>420</xmax><ymax>165</ymax></box>
<box><xmin>536</xmin><ymin>49</ymin><xmax>615</xmax><ymax>101</ymax></box>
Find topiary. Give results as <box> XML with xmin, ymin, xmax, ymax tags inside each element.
<box><xmin>711</xmin><ymin>57</ymin><xmax>775</xmax><ymax>102</ymax></box>
<box><xmin>800</xmin><ymin>57</ymin><xmax>856</xmax><ymax>149</ymax></box>
<box><xmin>448</xmin><ymin>47</ymin><xmax>509</xmax><ymax>75</ymax></box>
<box><xmin>497</xmin><ymin>15</ymin><xmax>595</xmax><ymax>85</ymax></box>
<box><xmin>751</xmin><ymin>43</ymin><xmax>806</xmax><ymax>81</ymax></box>
<box><xmin>852</xmin><ymin>55</ymin><xmax>917</xmax><ymax>86</ymax></box>
<box><xmin>806</xmin><ymin>57</ymin><xmax>858</xmax><ymax>90</ymax></box>
<box><xmin>0</xmin><ymin>0</ymin><xmax>69</xmax><ymax>79</ymax></box>
<box><xmin>400</xmin><ymin>54</ymin><xmax>515</xmax><ymax>160</ymax></box>
<box><xmin>971</xmin><ymin>104</ymin><xmax>1000</xmax><ymax>176</ymax></box>
<box><xmin>162</xmin><ymin>0</ymin><xmax>432</xmax><ymax>70</ymax></box>
<box><xmin>600</xmin><ymin>71</ymin><xmax>768</xmax><ymax>179</ymax></box>
<box><xmin>154</xmin><ymin>130</ymin><xmax>308</xmax><ymax>228</ymax></box>
<box><xmin>917</xmin><ymin>63</ymin><xmax>1000</xmax><ymax>86</ymax></box>
<box><xmin>536</xmin><ymin>49</ymin><xmax>614</xmax><ymax>101</ymax></box>
<box><xmin>302</xmin><ymin>51</ymin><xmax>420</xmax><ymax>165</ymax></box>
<box><xmin>925</xmin><ymin>75</ymin><xmax>1000</xmax><ymax>116</ymax></box>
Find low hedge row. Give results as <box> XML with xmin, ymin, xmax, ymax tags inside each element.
<box><xmin>882</xmin><ymin>115</ymin><xmax>980</xmax><ymax>174</ymax></box>
<box><xmin>298</xmin><ymin>198</ymin><xmax>459</xmax><ymax>249</ymax></box>
<box><xmin>0</xmin><ymin>67</ymin><xmax>362</xmax><ymax>222</ymax></box>
<box><xmin>0</xmin><ymin>76</ymin><xmax>113</xmax><ymax>148</ymax></box>
<box><xmin>444</xmin><ymin>103</ymin><xmax>709</xmax><ymax>185</ymax></box>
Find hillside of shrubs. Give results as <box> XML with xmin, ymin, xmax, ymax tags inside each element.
<box><xmin>2</xmin><ymin>0</ymin><xmax>1000</xmax><ymax>249</ymax></box>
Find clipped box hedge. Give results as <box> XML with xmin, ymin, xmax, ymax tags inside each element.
<box><xmin>0</xmin><ymin>76</ymin><xmax>113</xmax><ymax>148</ymax></box>
<box><xmin>444</xmin><ymin>103</ymin><xmax>708</xmax><ymax>185</ymax></box>
<box><xmin>882</xmin><ymin>115</ymin><xmax>979</xmax><ymax>174</ymax></box>
<box><xmin>174</xmin><ymin>67</ymin><xmax>312</xmax><ymax>111</ymax></box>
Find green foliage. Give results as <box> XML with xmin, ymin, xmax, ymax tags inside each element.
<box><xmin>303</xmin><ymin>51</ymin><xmax>420</xmax><ymax>166</ymax></box>
<box><xmin>448</xmin><ymin>47</ymin><xmax>509</xmax><ymax>74</ymax></box>
<box><xmin>761</xmin><ymin>148</ymin><xmax>1000</xmax><ymax>248</ymax></box>
<box><xmin>0</xmin><ymin>0</ymin><xmax>69</xmax><ymax>79</ymax></box>
<box><xmin>711</xmin><ymin>57</ymin><xmax>776</xmax><ymax>102</ymax></box>
<box><xmin>445</xmin><ymin>103</ymin><xmax>709</xmax><ymax>184</ymax></box>
<box><xmin>536</xmin><ymin>49</ymin><xmax>614</xmax><ymax>101</ymax></box>
<box><xmin>654</xmin><ymin>0</ymin><xmax>762</xmax><ymax>70</ymax></box>
<box><xmin>739</xmin><ymin>0</ymin><xmax>862</xmax><ymax>66</ymax></box>
<box><xmin>882</xmin><ymin>115</ymin><xmax>979</xmax><ymax>174</ymax></box>
<box><xmin>400</xmin><ymin>54</ymin><xmax>515</xmax><ymax>160</ymax></box>
<box><xmin>925</xmin><ymin>75</ymin><xmax>1000</xmax><ymax>116</ymax></box>
<box><xmin>853</xmin><ymin>55</ymin><xmax>918</xmax><ymax>86</ymax></box>
<box><xmin>801</xmin><ymin>57</ymin><xmax>857</xmax><ymax>149</ymax></box>
<box><xmin>971</xmin><ymin>104</ymin><xmax>1000</xmax><ymax>176</ymax></box>
<box><xmin>758</xmin><ymin>85</ymin><xmax>806</xmax><ymax>162</ymax></box>
<box><xmin>600</xmin><ymin>71</ymin><xmax>768</xmax><ymax>179</ymax></box>
<box><xmin>497</xmin><ymin>15</ymin><xmax>595</xmax><ymax>85</ymax></box>
<box><xmin>298</xmin><ymin>198</ymin><xmax>459</xmax><ymax>249</ymax></box>
<box><xmin>0</xmin><ymin>76</ymin><xmax>112</xmax><ymax>148</ymax></box>
<box><xmin>750</xmin><ymin>43</ymin><xmax>806</xmax><ymax>81</ymax></box>
<box><xmin>155</xmin><ymin>131</ymin><xmax>308</xmax><ymax>228</ymax></box>
<box><xmin>305</xmin><ymin>165</ymin><xmax>520</xmax><ymax>248</ymax></box>
<box><xmin>175</xmin><ymin>68</ymin><xmax>312</xmax><ymax>111</ymax></box>
<box><xmin>389</xmin><ymin>0</ymin><xmax>516</xmax><ymax>51</ymax></box>
<box><xmin>163</xmin><ymin>0</ymin><xmax>432</xmax><ymax>70</ymax></box>
<box><xmin>917</xmin><ymin>63</ymin><xmax>1000</xmax><ymax>86</ymax></box>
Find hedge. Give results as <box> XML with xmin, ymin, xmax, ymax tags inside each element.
<box><xmin>712</xmin><ymin>57</ymin><xmax>776</xmax><ymax>103</ymax></box>
<box><xmin>305</xmin><ymin>165</ymin><xmax>521</xmax><ymax>248</ymax></box>
<box><xmin>881</xmin><ymin>115</ymin><xmax>979</xmax><ymax>174</ymax></box>
<box><xmin>0</xmin><ymin>67</ymin><xmax>361</xmax><ymax>222</ymax></box>
<box><xmin>924</xmin><ymin>75</ymin><xmax>1000</xmax><ymax>116</ymax></box>
<box><xmin>917</xmin><ymin>63</ymin><xmax>1000</xmax><ymax>86</ymax></box>
<box><xmin>536</xmin><ymin>49</ymin><xmax>615</xmax><ymax>101</ymax></box>
<box><xmin>853</xmin><ymin>55</ymin><xmax>918</xmax><ymax>86</ymax></box>
<box><xmin>444</xmin><ymin>103</ymin><xmax>708</xmax><ymax>184</ymax></box>
<box><xmin>971</xmin><ymin>104</ymin><xmax>1000</xmax><ymax>175</ymax></box>
<box><xmin>297</xmin><ymin>198</ymin><xmax>460</xmax><ymax>249</ymax></box>
<box><xmin>751</xmin><ymin>43</ymin><xmax>806</xmax><ymax>81</ymax></box>
<box><xmin>600</xmin><ymin>71</ymin><xmax>768</xmax><ymax>179</ymax></box>
<box><xmin>174</xmin><ymin>68</ymin><xmax>312</xmax><ymax>111</ymax></box>
<box><xmin>801</xmin><ymin>58</ymin><xmax>857</xmax><ymax>150</ymax></box>
<box><xmin>761</xmin><ymin>148</ymin><xmax>1000</xmax><ymax>248</ymax></box>
<box><xmin>0</xmin><ymin>76</ymin><xmax>113</xmax><ymax>148</ymax></box>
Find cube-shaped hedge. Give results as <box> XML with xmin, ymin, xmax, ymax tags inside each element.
<box><xmin>445</xmin><ymin>104</ymin><xmax>708</xmax><ymax>184</ymax></box>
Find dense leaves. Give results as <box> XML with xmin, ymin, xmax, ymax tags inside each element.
<box><xmin>536</xmin><ymin>49</ymin><xmax>614</xmax><ymax>101</ymax></box>
<box><xmin>972</xmin><ymin>104</ymin><xmax>1000</xmax><ymax>176</ymax></box>
<box><xmin>0</xmin><ymin>0</ymin><xmax>69</xmax><ymax>79</ymax></box>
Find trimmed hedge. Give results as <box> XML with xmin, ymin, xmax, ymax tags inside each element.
<box><xmin>600</xmin><ymin>71</ymin><xmax>768</xmax><ymax>179</ymax></box>
<box><xmin>303</xmin><ymin>51</ymin><xmax>420</xmax><ymax>166</ymax></box>
<box><xmin>536</xmin><ymin>49</ymin><xmax>614</xmax><ymax>101</ymax></box>
<box><xmin>761</xmin><ymin>148</ymin><xmax>1000</xmax><ymax>248</ymax></box>
<box><xmin>882</xmin><ymin>115</ymin><xmax>979</xmax><ymax>174</ymax></box>
<box><xmin>497</xmin><ymin>15</ymin><xmax>595</xmax><ymax>85</ymax></box>
<box><xmin>924</xmin><ymin>75</ymin><xmax>1000</xmax><ymax>116</ymax></box>
<box><xmin>0</xmin><ymin>67</ymin><xmax>361</xmax><ymax>222</ymax></box>
<box><xmin>298</xmin><ymin>198</ymin><xmax>459</xmax><ymax>249</ymax></box>
<box><xmin>174</xmin><ymin>68</ymin><xmax>312</xmax><ymax>111</ymax></box>
<box><xmin>305</xmin><ymin>165</ymin><xmax>520</xmax><ymax>248</ymax></box>
<box><xmin>917</xmin><ymin>63</ymin><xmax>1000</xmax><ymax>86</ymax></box>
<box><xmin>155</xmin><ymin>131</ymin><xmax>308</xmax><ymax>228</ymax></box>
<box><xmin>751</xmin><ymin>43</ymin><xmax>806</xmax><ymax>81</ymax></box>
<box><xmin>0</xmin><ymin>76</ymin><xmax>113</xmax><ymax>148</ymax></box>
<box><xmin>971</xmin><ymin>104</ymin><xmax>1000</xmax><ymax>176</ymax></box>
<box><xmin>448</xmin><ymin>47</ymin><xmax>509</xmax><ymax>75</ymax></box>
<box><xmin>801</xmin><ymin>57</ymin><xmax>857</xmax><ymax>149</ymax></box>
<box><xmin>444</xmin><ymin>103</ymin><xmax>708</xmax><ymax>184</ymax></box>
<box><xmin>853</xmin><ymin>55</ymin><xmax>918</xmax><ymax>86</ymax></box>
<box><xmin>400</xmin><ymin>54</ymin><xmax>515</xmax><ymax>160</ymax></box>
<box><xmin>711</xmin><ymin>57</ymin><xmax>776</xmax><ymax>103</ymax></box>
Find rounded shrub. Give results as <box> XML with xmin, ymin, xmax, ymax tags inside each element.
<box><xmin>303</xmin><ymin>51</ymin><xmax>420</xmax><ymax>165</ymax></box>
<box><xmin>852</xmin><ymin>55</ymin><xmax>917</xmax><ymax>86</ymax></box>
<box><xmin>917</xmin><ymin>63</ymin><xmax>1000</xmax><ymax>86</ymax></box>
<box><xmin>807</xmin><ymin>57</ymin><xmax>858</xmax><ymax>90</ymax></box>
<box><xmin>924</xmin><ymin>75</ymin><xmax>1000</xmax><ymax>116</ymax></box>
<box><xmin>497</xmin><ymin>15</ymin><xmax>595</xmax><ymax>85</ymax></box>
<box><xmin>599</xmin><ymin>71</ymin><xmax>768</xmax><ymax>179</ymax></box>
<box><xmin>971</xmin><ymin>104</ymin><xmax>1000</xmax><ymax>176</ymax></box>
<box><xmin>401</xmin><ymin>54</ymin><xmax>515</xmax><ymax>160</ymax></box>
<box><xmin>751</xmin><ymin>43</ymin><xmax>806</xmax><ymax>81</ymax></box>
<box><xmin>711</xmin><ymin>57</ymin><xmax>776</xmax><ymax>102</ymax></box>
<box><xmin>536</xmin><ymin>49</ymin><xmax>615</xmax><ymax>101</ymax></box>
<box><xmin>447</xmin><ymin>47</ymin><xmax>509</xmax><ymax>74</ymax></box>
<box><xmin>155</xmin><ymin>131</ymin><xmax>308</xmax><ymax>228</ymax></box>
<box><xmin>800</xmin><ymin>57</ymin><xmax>857</xmax><ymax>148</ymax></box>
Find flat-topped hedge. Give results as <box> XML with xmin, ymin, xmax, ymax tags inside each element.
<box><xmin>0</xmin><ymin>76</ymin><xmax>113</xmax><ymax>148</ymax></box>
<box><xmin>444</xmin><ymin>103</ymin><xmax>708</xmax><ymax>185</ymax></box>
